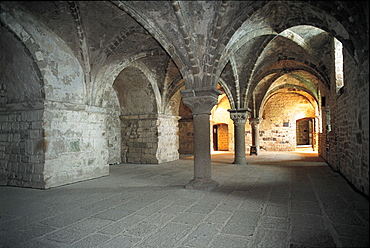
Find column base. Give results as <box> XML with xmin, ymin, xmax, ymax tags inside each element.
<box><xmin>184</xmin><ymin>178</ymin><xmax>219</xmax><ymax>190</ymax></box>
<box><xmin>233</xmin><ymin>157</ymin><xmax>247</xmax><ymax>165</ymax></box>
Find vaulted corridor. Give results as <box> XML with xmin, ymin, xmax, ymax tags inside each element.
<box><xmin>1</xmin><ymin>1</ymin><xmax>369</xmax><ymax>246</ymax></box>
<box><xmin>1</xmin><ymin>1</ymin><xmax>368</xmax><ymax>195</ymax></box>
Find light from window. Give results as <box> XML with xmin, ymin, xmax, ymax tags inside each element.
<box><xmin>334</xmin><ymin>38</ymin><xmax>344</xmax><ymax>92</ymax></box>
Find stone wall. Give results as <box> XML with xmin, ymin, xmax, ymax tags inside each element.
<box><xmin>106</xmin><ymin>88</ymin><xmax>121</xmax><ymax>165</ymax></box>
<box><xmin>0</xmin><ymin>101</ymin><xmax>110</xmax><ymax>189</ymax></box>
<box><xmin>120</xmin><ymin>115</ymin><xmax>158</xmax><ymax>164</ymax></box>
<box><xmin>252</xmin><ymin>92</ymin><xmax>316</xmax><ymax>151</ymax></box>
<box><xmin>42</xmin><ymin>102</ymin><xmax>109</xmax><ymax>188</ymax></box>
<box><xmin>157</xmin><ymin>115</ymin><xmax>180</xmax><ymax>163</ymax></box>
<box><xmin>178</xmin><ymin>118</ymin><xmax>194</xmax><ymax>154</ymax></box>
<box><xmin>0</xmin><ymin>23</ymin><xmax>46</xmax><ymax>188</ymax></box>
<box><xmin>320</xmin><ymin>47</ymin><xmax>369</xmax><ymax>195</ymax></box>
<box><xmin>120</xmin><ymin>114</ymin><xmax>180</xmax><ymax>164</ymax></box>
<box><xmin>0</xmin><ymin>105</ymin><xmax>45</xmax><ymax>188</ymax></box>
<box><xmin>120</xmin><ymin>114</ymin><xmax>164</xmax><ymax>164</ymax></box>
<box><xmin>178</xmin><ymin>100</ymin><xmax>194</xmax><ymax>155</ymax></box>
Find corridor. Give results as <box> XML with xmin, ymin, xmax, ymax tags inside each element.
<box><xmin>1</xmin><ymin>151</ymin><xmax>369</xmax><ymax>248</ymax></box>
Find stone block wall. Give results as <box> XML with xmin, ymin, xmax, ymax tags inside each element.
<box><xmin>178</xmin><ymin>118</ymin><xmax>194</xmax><ymax>154</ymax></box>
<box><xmin>320</xmin><ymin>48</ymin><xmax>369</xmax><ymax>195</ymax></box>
<box><xmin>0</xmin><ymin>105</ymin><xmax>45</xmax><ymax>188</ymax></box>
<box><xmin>157</xmin><ymin>115</ymin><xmax>180</xmax><ymax>163</ymax></box>
<box><xmin>43</xmin><ymin>102</ymin><xmax>109</xmax><ymax>188</ymax></box>
<box><xmin>253</xmin><ymin>92</ymin><xmax>316</xmax><ymax>151</ymax></box>
<box><xmin>259</xmin><ymin>128</ymin><xmax>296</xmax><ymax>151</ymax></box>
<box><xmin>106</xmin><ymin>88</ymin><xmax>121</xmax><ymax>165</ymax></box>
<box><xmin>120</xmin><ymin>114</ymin><xmax>181</xmax><ymax>164</ymax></box>
<box><xmin>121</xmin><ymin>114</ymin><xmax>159</xmax><ymax>164</ymax></box>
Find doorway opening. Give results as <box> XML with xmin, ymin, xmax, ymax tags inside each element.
<box><xmin>296</xmin><ymin>118</ymin><xmax>313</xmax><ymax>147</ymax></box>
<box><xmin>213</xmin><ymin>124</ymin><xmax>229</xmax><ymax>151</ymax></box>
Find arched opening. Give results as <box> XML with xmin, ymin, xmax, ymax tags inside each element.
<box><xmin>113</xmin><ymin>66</ymin><xmax>159</xmax><ymax>164</ymax></box>
<box><xmin>211</xmin><ymin>86</ymin><xmax>233</xmax><ymax>153</ymax></box>
<box><xmin>0</xmin><ymin>25</ymin><xmax>46</xmax><ymax>188</ymax></box>
<box><xmin>259</xmin><ymin>89</ymin><xmax>316</xmax><ymax>151</ymax></box>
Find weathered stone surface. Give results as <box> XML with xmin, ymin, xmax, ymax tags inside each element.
<box><xmin>0</xmin><ymin>1</ymin><xmax>367</xmax><ymax>197</ymax></box>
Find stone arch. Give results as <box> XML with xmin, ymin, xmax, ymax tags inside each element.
<box><xmin>1</xmin><ymin>6</ymin><xmax>92</xmax><ymax>189</ymax></box>
<box><xmin>212</xmin><ymin>92</ymin><xmax>232</xmax><ymax>126</ymax></box>
<box><xmin>218</xmin><ymin>78</ymin><xmax>235</xmax><ymax>110</ymax></box>
<box><xmin>220</xmin><ymin>1</ymin><xmax>359</xmax><ymax>112</ymax></box>
<box><xmin>164</xmin><ymin>77</ymin><xmax>184</xmax><ymax>116</ymax></box>
<box><xmin>0</xmin><ymin>23</ymin><xmax>46</xmax><ymax>188</ymax></box>
<box><xmin>130</xmin><ymin>61</ymin><xmax>163</xmax><ymax>113</ymax></box>
<box><xmin>211</xmin><ymin>91</ymin><xmax>233</xmax><ymax>152</ymax></box>
<box><xmin>113</xmin><ymin>66</ymin><xmax>157</xmax><ymax>164</ymax></box>
<box><xmin>1</xmin><ymin>6</ymin><xmax>86</xmax><ymax>104</ymax></box>
<box><xmin>225</xmin><ymin>1</ymin><xmax>353</xmax><ymax>61</ymax></box>
<box><xmin>110</xmin><ymin>1</ymin><xmax>188</xmax><ymax>85</ymax></box>
<box><xmin>258</xmin><ymin>90</ymin><xmax>316</xmax><ymax>151</ymax></box>
<box><xmin>112</xmin><ymin>63</ymin><xmax>181</xmax><ymax>164</ymax></box>
<box><xmin>91</xmin><ymin>29</ymin><xmax>155</xmax><ymax>105</ymax></box>
<box><xmin>221</xmin><ymin>25</ymin><xmax>334</xmax><ymax>113</ymax></box>
<box><xmin>113</xmin><ymin>66</ymin><xmax>158</xmax><ymax>116</ymax></box>
<box><xmin>256</xmin><ymin>72</ymin><xmax>319</xmax><ymax>119</ymax></box>
<box><xmin>216</xmin><ymin>1</ymin><xmax>268</xmax><ymax>75</ymax></box>
<box><xmin>270</xmin><ymin>1</ymin><xmax>366</xmax><ymax>65</ymax></box>
<box><xmin>244</xmin><ymin>36</ymin><xmax>332</xmax><ymax>108</ymax></box>
<box><xmin>162</xmin><ymin>58</ymin><xmax>185</xmax><ymax>116</ymax></box>
<box><xmin>240</xmin><ymin>24</ymin><xmax>341</xmax><ymax>120</ymax></box>
<box><xmin>228</xmin><ymin>57</ymin><xmax>241</xmax><ymax>109</ymax></box>
<box><xmin>0</xmin><ymin>25</ymin><xmax>44</xmax><ymax>103</ymax></box>
<box><xmin>96</xmin><ymin>49</ymin><xmax>167</xmax><ymax>108</ymax></box>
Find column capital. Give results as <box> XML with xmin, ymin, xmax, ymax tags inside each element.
<box><xmin>181</xmin><ymin>87</ymin><xmax>222</xmax><ymax>115</ymax></box>
<box><xmin>228</xmin><ymin>109</ymin><xmax>250</xmax><ymax>124</ymax></box>
<box><xmin>249</xmin><ymin>117</ymin><xmax>263</xmax><ymax>125</ymax></box>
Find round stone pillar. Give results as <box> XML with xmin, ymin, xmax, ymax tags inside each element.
<box><xmin>228</xmin><ymin>109</ymin><xmax>249</xmax><ymax>165</ymax></box>
<box><xmin>181</xmin><ymin>87</ymin><xmax>221</xmax><ymax>190</ymax></box>
<box><xmin>249</xmin><ymin>117</ymin><xmax>263</xmax><ymax>154</ymax></box>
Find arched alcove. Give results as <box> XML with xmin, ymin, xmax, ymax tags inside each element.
<box><xmin>0</xmin><ymin>25</ymin><xmax>45</xmax><ymax>188</ymax></box>
<box><xmin>113</xmin><ymin>66</ymin><xmax>158</xmax><ymax>164</ymax></box>
<box><xmin>259</xmin><ymin>90</ymin><xmax>316</xmax><ymax>151</ymax></box>
<box><xmin>114</xmin><ymin>66</ymin><xmax>157</xmax><ymax>115</ymax></box>
<box><xmin>211</xmin><ymin>90</ymin><xmax>233</xmax><ymax>152</ymax></box>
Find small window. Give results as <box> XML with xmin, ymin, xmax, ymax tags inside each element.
<box><xmin>334</xmin><ymin>38</ymin><xmax>344</xmax><ymax>93</ymax></box>
<box><xmin>326</xmin><ymin>106</ymin><xmax>331</xmax><ymax>133</ymax></box>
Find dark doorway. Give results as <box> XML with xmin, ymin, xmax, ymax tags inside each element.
<box><xmin>213</xmin><ymin>124</ymin><xmax>229</xmax><ymax>151</ymax></box>
<box><xmin>296</xmin><ymin>118</ymin><xmax>313</xmax><ymax>146</ymax></box>
<box><xmin>213</xmin><ymin>125</ymin><xmax>218</xmax><ymax>151</ymax></box>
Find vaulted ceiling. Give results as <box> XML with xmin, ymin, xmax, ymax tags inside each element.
<box><xmin>1</xmin><ymin>1</ymin><xmax>368</xmax><ymax>115</ymax></box>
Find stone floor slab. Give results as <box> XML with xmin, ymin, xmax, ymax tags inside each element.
<box><xmin>0</xmin><ymin>151</ymin><xmax>368</xmax><ymax>248</ymax></box>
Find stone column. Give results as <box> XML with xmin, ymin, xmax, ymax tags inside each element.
<box><xmin>228</xmin><ymin>109</ymin><xmax>249</xmax><ymax>165</ymax></box>
<box><xmin>181</xmin><ymin>87</ymin><xmax>221</xmax><ymax>190</ymax></box>
<box><xmin>249</xmin><ymin>117</ymin><xmax>263</xmax><ymax>154</ymax></box>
